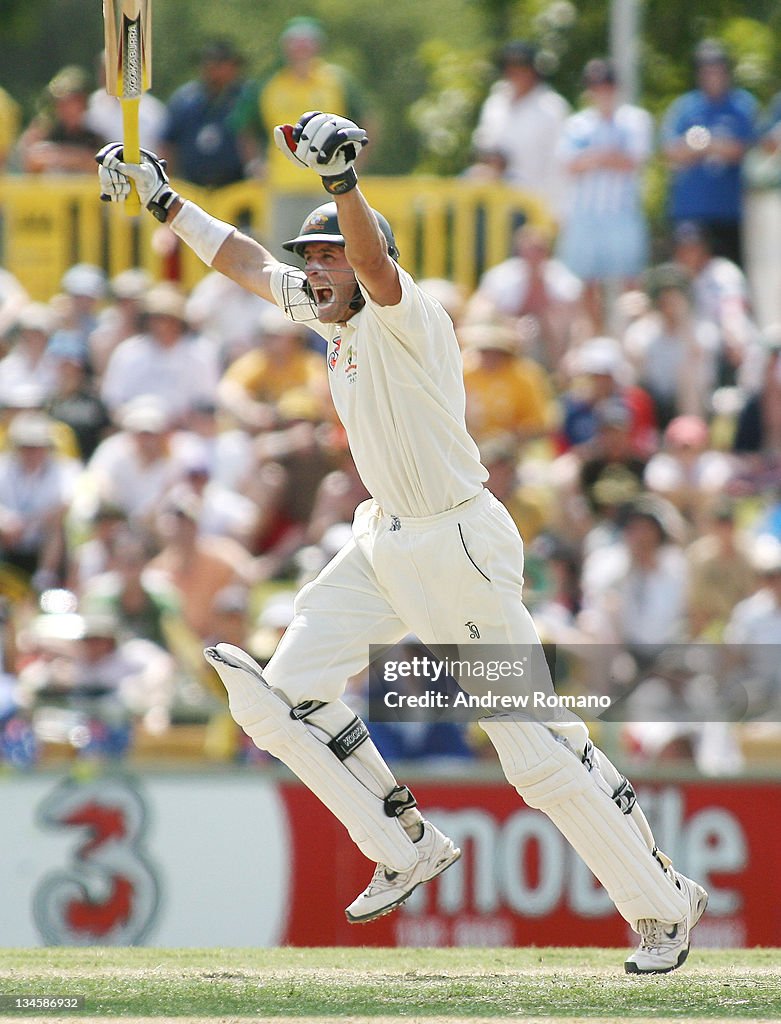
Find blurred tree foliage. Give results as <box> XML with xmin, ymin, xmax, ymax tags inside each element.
<box><xmin>2</xmin><ymin>0</ymin><xmax>781</xmax><ymax>179</ymax></box>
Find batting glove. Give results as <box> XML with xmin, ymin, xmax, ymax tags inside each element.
<box><xmin>96</xmin><ymin>143</ymin><xmax>179</xmax><ymax>222</ymax></box>
<box><xmin>274</xmin><ymin>111</ymin><xmax>368</xmax><ymax>194</ymax></box>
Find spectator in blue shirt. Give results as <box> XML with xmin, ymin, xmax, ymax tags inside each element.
<box><xmin>660</xmin><ymin>39</ymin><xmax>758</xmax><ymax>267</ymax></box>
<box><xmin>161</xmin><ymin>39</ymin><xmax>247</xmax><ymax>188</ymax></box>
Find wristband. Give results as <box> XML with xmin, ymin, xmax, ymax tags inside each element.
<box><xmin>322</xmin><ymin>167</ymin><xmax>358</xmax><ymax>195</ymax></box>
<box><xmin>169</xmin><ymin>201</ymin><xmax>236</xmax><ymax>265</ymax></box>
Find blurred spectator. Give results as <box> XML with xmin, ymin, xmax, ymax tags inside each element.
<box><xmin>644</xmin><ymin>416</ymin><xmax>735</xmax><ymax>528</ymax></box>
<box><xmin>67</xmin><ymin>501</ymin><xmax>128</xmax><ymax>593</ymax></box>
<box><xmin>479</xmin><ymin>433</ymin><xmax>550</xmax><ymax>542</ymax></box>
<box><xmin>466</xmin><ymin>224</ymin><xmax>584</xmax><ymax>370</ymax></box>
<box><xmin>217</xmin><ymin>305</ymin><xmax>327</xmax><ymax>432</ymax></box>
<box><xmin>161</xmin><ymin>39</ymin><xmax>247</xmax><ymax>187</ymax></box>
<box><xmin>244</xmin><ymin>399</ymin><xmax>338</xmax><ymax>576</ymax></box>
<box><xmin>459</xmin><ymin>322</ymin><xmax>554</xmax><ymax>444</ymax></box>
<box><xmin>0</xmin><ymin>84</ymin><xmax>20</xmax><ymax>170</ymax></box>
<box><xmin>687</xmin><ymin>498</ymin><xmax>755</xmax><ymax>640</ymax></box>
<box><xmin>100</xmin><ymin>283</ymin><xmax>220</xmax><ymax>424</ymax></box>
<box><xmin>86</xmin><ymin>49</ymin><xmax>166</xmax><ymax>150</ymax></box>
<box><xmin>557</xmin><ymin>336</ymin><xmax>657</xmax><ymax>455</ymax></box>
<box><xmin>724</xmin><ymin>534</ymin><xmax>781</xmax><ymax>718</ymax></box>
<box><xmin>17</xmin><ymin>66</ymin><xmax>104</xmax><ymax>174</ymax></box>
<box><xmin>233</xmin><ymin>16</ymin><xmax>365</xmax><ymax>252</ymax></box>
<box><xmin>556</xmin><ymin>58</ymin><xmax>653</xmax><ymax>333</ymax></box>
<box><xmin>17</xmin><ymin>609</ymin><xmax>175</xmax><ymax>757</ymax></box>
<box><xmin>671</xmin><ymin>220</ymin><xmax>759</xmax><ymax>387</ymax></box>
<box><xmin>579</xmin><ymin>495</ymin><xmax>689</xmax><ymax>660</ymax></box>
<box><xmin>660</xmin><ymin>39</ymin><xmax>758</xmax><ymax>266</ymax></box>
<box><xmin>81</xmin><ymin>396</ymin><xmax>186</xmax><ymax>523</ymax></box>
<box><xmin>148</xmin><ymin>491</ymin><xmax>255</xmax><ymax>641</ymax></box>
<box><xmin>0</xmin><ymin>413</ymin><xmax>81</xmax><ymax>591</ymax></box>
<box><xmin>80</xmin><ymin>528</ymin><xmax>181</xmax><ymax>651</ymax></box>
<box><xmin>0</xmin><ymin>304</ymin><xmax>59</xmax><ymax>405</ymax></box>
<box><xmin>470</xmin><ymin>40</ymin><xmax>569</xmax><ymax>218</ymax></box>
<box><xmin>163</xmin><ymin>444</ymin><xmax>258</xmax><ymax>548</ymax></box>
<box><xmin>89</xmin><ymin>268</ymin><xmax>154</xmax><ymax>377</ymax></box>
<box><xmin>576</xmin><ymin>398</ymin><xmax>648</xmax><ymax>520</ymax></box>
<box><xmin>56</xmin><ymin>263</ymin><xmax>107</xmax><ymax>357</ymax></box>
<box><xmin>623</xmin><ymin>262</ymin><xmax>719</xmax><ymax>425</ymax></box>
<box><xmin>45</xmin><ymin>331</ymin><xmax>111</xmax><ymax>460</ymax></box>
<box><xmin>304</xmin><ymin>451</ymin><xmax>368</xmax><ymax>546</ymax></box>
<box><xmin>733</xmin><ymin>324</ymin><xmax>781</xmax><ymax>457</ymax></box>
<box><xmin>185</xmin><ymin>269</ymin><xmax>277</xmax><ymax>365</ymax></box>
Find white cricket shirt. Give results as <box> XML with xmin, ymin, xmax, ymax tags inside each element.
<box><xmin>271</xmin><ymin>264</ymin><xmax>487</xmax><ymax>517</ymax></box>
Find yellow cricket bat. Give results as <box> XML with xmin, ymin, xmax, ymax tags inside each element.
<box><xmin>103</xmin><ymin>0</ymin><xmax>152</xmax><ymax>215</ymax></box>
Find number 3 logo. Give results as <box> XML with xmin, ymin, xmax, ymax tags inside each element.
<box><xmin>33</xmin><ymin>775</ymin><xmax>160</xmax><ymax>945</ymax></box>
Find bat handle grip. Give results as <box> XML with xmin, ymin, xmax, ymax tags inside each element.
<box><xmin>122</xmin><ymin>97</ymin><xmax>141</xmax><ymax>216</ymax></box>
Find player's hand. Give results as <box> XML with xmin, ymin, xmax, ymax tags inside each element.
<box><xmin>273</xmin><ymin>111</ymin><xmax>368</xmax><ymax>194</ymax></box>
<box><xmin>96</xmin><ymin>143</ymin><xmax>179</xmax><ymax>222</ymax></box>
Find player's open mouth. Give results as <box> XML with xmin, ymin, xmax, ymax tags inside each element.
<box><xmin>315</xmin><ymin>287</ymin><xmax>334</xmax><ymax>304</ymax></box>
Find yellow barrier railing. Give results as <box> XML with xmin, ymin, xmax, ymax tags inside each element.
<box><xmin>0</xmin><ymin>174</ymin><xmax>555</xmax><ymax>301</ymax></box>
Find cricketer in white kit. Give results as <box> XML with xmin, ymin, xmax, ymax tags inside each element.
<box><xmin>96</xmin><ymin>110</ymin><xmax>707</xmax><ymax>973</ymax></box>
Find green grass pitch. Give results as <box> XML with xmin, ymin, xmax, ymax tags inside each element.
<box><xmin>0</xmin><ymin>947</ymin><xmax>779</xmax><ymax>1022</ymax></box>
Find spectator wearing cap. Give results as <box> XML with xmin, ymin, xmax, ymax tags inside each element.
<box><xmin>470</xmin><ymin>40</ymin><xmax>570</xmax><ymax>219</ymax></box>
<box><xmin>17</xmin><ymin>65</ymin><xmax>105</xmax><ymax>174</ymax></box>
<box><xmin>557</xmin><ymin>335</ymin><xmax>657</xmax><ymax>455</ymax></box>
<box><xmin>0</xmin><ymin>412</ymin><xmax>81</xmax><ymax>590</ymax></box>
<box><xmin>579</xmin><ymin>494</ymin><xmax>689</xmax><ymax>663</ymax></box>
<box><xmin>81</xmin><ymin>395</ymin><xmax>186</xmax><ymax>522</ymax></box>
<box><xmin>56</xmin><ymin>263</ymin><xmax>107</xmax><ymax>361</ymax></box>
<box><xmin>459</xmin><ymin>321</ymin><xmax>554</xmax><ymax>445</ymax></box>
<box><xmin>623</xmin><ymin>262</ymin><xmax>720</xmax><ymax>426</ymax></box>
<box><xmin>89</xmin><ymin>268</ymin><xmax>154</xmax><ymax>377</ymax></box>
<box><xmin>161</xmin><ymin>39</ymin><xmax>247</xmax><ymax>187</ymax></box>
<box><xmin>465</xmin><ymin>223</ymin><xmax>585</xmax><ymax>371</ymax></box>
<box><xmin>232</xmin><ymin>16</ymin><xmax>366</xmax><ymax>253</ymax></box>
<box><xmin>555</xmin><ymin>58</ymin><xmax>653</xmax><ymax>333</ymax></box>
<box><xmin>644</xmin><ymin>415</ymin><xmax>735</xmax><ymax>528</ymax></box>
<box><xmin>671</xmin><ymin>221</ymin><xmax>759</xmax><ymax>388</ymax></box>
<box><xmin>686</xmin><ymin>498</ymin><xmax>755</xmax><ymax>640</ymax></box>
<box><xmin>0</xmin><ymin>303</ymin><xmax>59</xmax><ymax>406</ymax></box>
<box><xmin>100</xmin><ymin>283</ymin><xmax>220</xmax><ymax>424</ymax></box>
<box><xmin>45</xmin><ymin>330</ymin><xmax>111</xmax><ymax>460</ymax></box>
<box><xmin>162</xmin><ymin>443</ymin><xmax>258</xmax><ymax>549</ymax></box>
<box><xmin>217</xmin><ymin>305</ymin><xmax>328</xmax><ymax>433</ymax></box>
<box><xmin>660</xmin><ymin>39</ymin><xmax>759</xmax><ymax>267</ymax></box>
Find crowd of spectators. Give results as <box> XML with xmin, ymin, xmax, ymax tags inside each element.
<box><xmin>0</xmin><ymin>29</ymin><xmax>780</xmax><ymax>776</ymax></box>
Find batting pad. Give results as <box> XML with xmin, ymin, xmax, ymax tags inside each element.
<box><xmin>479</xmin><ymin>715</ymin><xmax>689</xmax><ymax>927</ymax></box>
<box><xmin>204</xmin><ymin>644</ymin><xmax>417</xmax><ymax>871</ymax></box>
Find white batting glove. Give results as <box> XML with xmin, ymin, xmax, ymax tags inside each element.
<box><xmin>274</xmin><ymin>111</ymin><xmax>368</xmax><ymax>194</ymax></box>
<box><xmin>96</xmin><ymin>143</ymin><xmax>179</xmax><ymax>222</ymax></box>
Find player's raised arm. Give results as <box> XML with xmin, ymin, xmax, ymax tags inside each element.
<box><xmin>95</xmin><ymin>143</ymin><xmax>280</xmax><ymax>303</ymax></box>
<box><xmin>274</xmin><ymin>111</ymin><xmax>401</xmax><ymax>306</ymax></box>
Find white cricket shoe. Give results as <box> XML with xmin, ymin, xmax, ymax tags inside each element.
<box><xmin>625</xmin><ymin>871</ymin><xmax>709</xmax><ymax>974</ymax></box>
<box><xmin>345</xmin><ymin>821</ymin><xmax>461</xmax><ymax>923</ymax></box>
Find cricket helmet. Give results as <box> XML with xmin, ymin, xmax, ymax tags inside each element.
<box><xmin>282</xmin><ymin>202</ymin><xmax>399</xmax><ymax>260</ymax></box>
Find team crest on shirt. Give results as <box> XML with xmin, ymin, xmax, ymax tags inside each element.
<box><xmin>343</xmin><ymin>343</ymin><xmax>357</xmax><ymax>384</ymax></box>
<box><xmin>328</xmin><ymin>332</ymin><xmax>342</xmax><ymax>372</ymax></box>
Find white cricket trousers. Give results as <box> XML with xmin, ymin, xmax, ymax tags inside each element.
<box><xmin>264</xmin><ymin>487</ymin><xmax>583</xmax><ymax>744</ymax></box>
